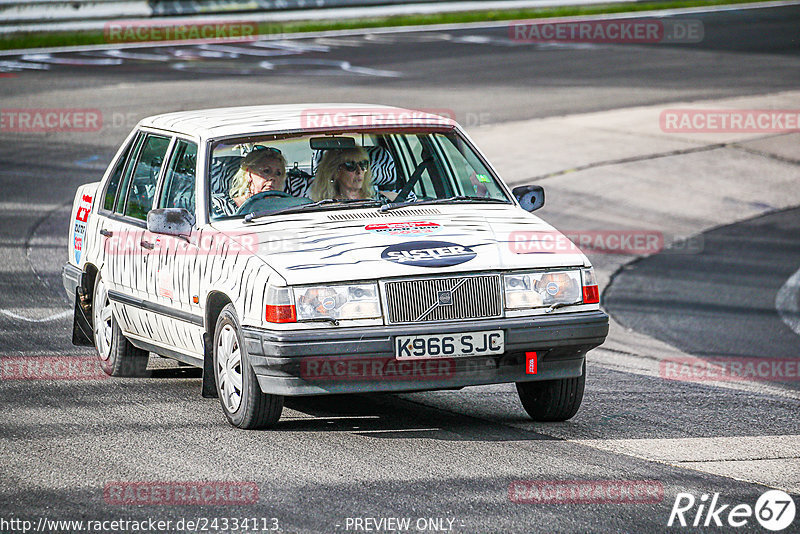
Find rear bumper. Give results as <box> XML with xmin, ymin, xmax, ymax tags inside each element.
<box><xmin>243</xmin><ymin>310</ymin><xmax>608</xmax><ymax>396</ymax></box>
<box><xmin>62</xmin><ymin>263</ymin><xmax>83</xmax><ymax>303</ymax></box>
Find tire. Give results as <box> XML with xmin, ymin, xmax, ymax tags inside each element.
<box><xmin>92</xmin><ymin>272</ymin><xmax>149</xmax><ymax>377</ymax></box>
<box><xmin>516</xmin><ymin>361</ymin><xmax>586</xmax><ymax>422</ymax></box>
<box><xmin>213</xmin><ymin>304</ymin><xmax>283</xmax><ymax>429</ymax></box>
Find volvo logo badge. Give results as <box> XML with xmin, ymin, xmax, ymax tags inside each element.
<box><xmin>437</xmin><ymin>290</ymin><xmax>453</xmax><ymax>305</ymax></box>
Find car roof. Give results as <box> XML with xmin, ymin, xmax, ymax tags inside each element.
<box><xmin>139</xmin><ymin>103</ymin><xmax>457</xmax><ymax>139</ymax></box>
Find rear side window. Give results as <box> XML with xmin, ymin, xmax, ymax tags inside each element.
<box><xmin>159</xmin><ymin>140</ymin><xmax>198</xmax><ymax>215</ymax></box>
<box><xmin>102</xmin><ymin>134</ymin><xmax>138</xmax><ymax>212</ymax></box>
<box><xmin>122</xmin><ymin>134</ymin><xmax>171</xmax><ymax>220</ymax></box>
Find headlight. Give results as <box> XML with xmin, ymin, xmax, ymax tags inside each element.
<box><xmin>294</xmin><ymin>283</ymin><xmax>381</xmax><ymax>321</ymax></box>
<box><xmin>503</xmin><ymin>270</ymin><xmax>582</xmax><ymax>309</ymax></box>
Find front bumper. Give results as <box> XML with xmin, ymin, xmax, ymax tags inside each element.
<box><xmin>243</xmin><ymin>310</ymin><xmax>608</xmax><ymax>396</ymax></box>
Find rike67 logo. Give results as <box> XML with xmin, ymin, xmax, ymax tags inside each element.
<box><xmin>668</xmin><ymin>490</ymin><xmax>796</xmax><ymax>531</ymax></box>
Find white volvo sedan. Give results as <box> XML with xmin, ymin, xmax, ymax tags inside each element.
<box><xmin>62</xmin><ymin>104</ymin><xmax>608</xmax><ymax>429</ymax></box>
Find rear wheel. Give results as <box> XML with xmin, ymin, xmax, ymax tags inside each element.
<box><xmin>516</xmin><ymin>361</ymin><xmax>586</xmax><ymax>421</ymax></box>
<box><xmin>92</xmin><ymin>273</ymin><xmax>149</xmax><ymax>377</ymax></box>
<box><xmin>213</xmin><ymin>304</ymin><xmax>283</xmax><ymax>429</ymax></box>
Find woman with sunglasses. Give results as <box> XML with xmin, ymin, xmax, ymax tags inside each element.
<box><xmin>211</xmin><ymin>147</ymin><xmax>287</xmax><ymax>216</ymax></box>
<box><xmin>310</xmin><ymin>147</ymin><xmax>402</xmax><ymax>202</ymax></box>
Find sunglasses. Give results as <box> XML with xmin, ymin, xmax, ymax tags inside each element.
<box><xmin>340</xmin><ymin>160</ymin><xmax>370</xmax><ymax>172</ymax></box>
<box><xmin>252</xmin><ymin>145</ymin><xmax>282</xmax><ymax>155</ymax></box>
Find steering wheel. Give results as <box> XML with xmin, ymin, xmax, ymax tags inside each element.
<box><xmin>235</xmin><ymin>190</ymin><xmax>293</xmax><ymax>214</ymax></box>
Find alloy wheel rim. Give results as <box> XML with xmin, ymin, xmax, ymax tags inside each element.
<box><xmin>217</xmin><ymin>324</ymin><xmax>243</xmax><ymax>413</ymax></box>
<box><xmin>93</xmin><ymin>279</ymin><xmax>113</xmax><ymax>361</ymax></box>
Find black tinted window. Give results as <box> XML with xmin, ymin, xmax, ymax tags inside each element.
<box><xmin>103</xmin><ymin>134</ymin><xmax>138</xmax><ymax>211</ymax></box>
<box><xmin>123</xmin><ymin>134</ymin><xmax>171</xmax><ymax>220</ymax></box>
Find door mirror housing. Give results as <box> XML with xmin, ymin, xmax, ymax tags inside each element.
<box><xmin>512</xmin><ymin>185</ymin><xmax>545</xmax><ymax>212</ymax></box>
<box><xmin>147</xmin><ymin>208</ymin><xmax>195</xmax><ymax>237</ymax></box>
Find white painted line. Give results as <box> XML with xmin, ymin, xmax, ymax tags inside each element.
<box><xmin>591</xmin><ymin>354</ymin><xmax>800</xmax><ymax>402</ymax></box>
<box><xmin>573</xmin><ymin>435</ymin><xmax>800</xmax><ymax>493</ymax></box>
<box><xmin>0</xmin><ymin>202</ymin><xmax>65</xmax><ymax>211</ymax></box>
<box><xmin>0</xmin><ymin>309</ymin><xmax>71</xmax><ymax>322</ymax></box>
<box><xmin>776</xmin><ymin>265</ymin><xmax>800</xmax><ymax>337</ymax></box>
<box><xmin>0</xmin><ymin>0</ymin><xmax>798</xmax><ymax>56</ymax></box>
<box><xmin>575</xmin><ymin>435</ymin><xmax>800</xmax><ymax>463</ymax></box>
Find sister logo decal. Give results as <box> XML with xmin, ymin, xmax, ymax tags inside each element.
<box><xmin>381</xmin><ymin>241</ymin><xmax>476</xmax><ymax>267</ymax></box>
<box><xmin>365</xmin><ymin>221</ymin><xmax>441</xmax><ymax>236</ymax></box>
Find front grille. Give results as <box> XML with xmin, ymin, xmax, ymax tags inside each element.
<box><xmin>384</xmin><ymin>274</ymin><xmax>502</xmax><ymax>324</ymax></box>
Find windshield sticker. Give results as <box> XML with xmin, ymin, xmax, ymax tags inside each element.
<box><xmin>73</xmin><ymin>193</ymin><xmax>92</xmax><ymax>263</ymax></box>
<box><xmin>365</xmin><ymin>221</ymin><xmax>441</xmax><ymax>236</ymax></box>
<box><xmin>381</xmin><ymin>240</ymin><xmax>476</xmax><ymax>267</ymax></box>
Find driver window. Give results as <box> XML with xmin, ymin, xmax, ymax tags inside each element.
<box><xmin>159</xmin><ymin>140</ymin><xmax>197</xmax><ymax>216</ymax></box>
<box><xmin>123</xmin><ymin>134</ymin><xmax>171</xmax><ymax>221</ymax></box>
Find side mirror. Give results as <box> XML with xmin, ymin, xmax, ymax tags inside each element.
<box><xmin>512</xmin><ymin>185</ymin><xmax>545</xmax><ymax>212</ymax></box>
<box><xmin>147</xmin><ymin>208</ymin><xmax>195</xmax><ymax>237</ymax></box>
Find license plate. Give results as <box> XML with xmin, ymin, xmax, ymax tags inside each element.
<box><xmin>395</xmin><ymin>330</ymin><xmax>504</xmax><ymax>360</ymax></box>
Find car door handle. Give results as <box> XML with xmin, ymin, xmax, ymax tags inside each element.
<box><xmin>99</xmin><ymin>229</ymin><xmax>113</xmax><ymax>238</ymax></box>
<box><xmin>140</xmin><ymin>240</ymin><xmax>155</xmax><ymax>250</ymax></box>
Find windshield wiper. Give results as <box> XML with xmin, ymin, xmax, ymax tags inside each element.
<box><xmin>379</xmin><ymin>196</ymin><xmax>510</xmax><ymax>212</ymax></box>
<box><xmin>244</xmin><ymin>198</ymin><xmax>380</xmax><ymax>222</ymax></box>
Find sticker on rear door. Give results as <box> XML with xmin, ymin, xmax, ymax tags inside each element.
<box><xmin>73</xmin><ymin>193</ymin><xmax>92</xmax><ymax>263</ymax></box>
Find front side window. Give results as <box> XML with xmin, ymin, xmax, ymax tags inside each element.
<box><xmin>122</xmin><ymin>134</ymin><xmax>171</xmax><ymax>221</ymax></box>
<box><xmin>208</xmin><ymin>130</ymin><xmax>510</xmax><ymax>220</ymax></box>
<box><xmin>159</xmin><ymin>140</ymin><xmax>198</xmax><ymax>215</ymax></box>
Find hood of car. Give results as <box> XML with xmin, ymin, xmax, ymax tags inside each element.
<box><xmin>213</xmin><ymin>205</ymin><xmax>588</xmax><ymax>286</ymax></box>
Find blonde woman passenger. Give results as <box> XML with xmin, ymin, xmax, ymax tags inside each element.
<box><xmin>212</xmin><ymin>147</ymin><xmax>287</xmax><ymax>216</ymax></box>
<box><xmin>310</xmin><ymin>147</ymin><xmax>402</xmax><ymax>202</ymax></box>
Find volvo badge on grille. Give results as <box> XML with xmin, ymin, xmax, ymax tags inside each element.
<box><xmin>437</xmin><ymin>290</ymin><xmax>453</xmax><ymax>305</ymax></box>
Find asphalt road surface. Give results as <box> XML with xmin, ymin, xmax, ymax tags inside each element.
<box><xmin>606</xmin><ymin>207</ymin><xmax>800</xmax><ymax>391</ymax></box>
<box><xmin>1</xmin><ymin>3</ymin><xmax>799</xmax><ymax>533</ymax></box>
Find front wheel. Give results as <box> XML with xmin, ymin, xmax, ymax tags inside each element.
<box><xmin>92</xmin><ymin>273</ymin><xmax>149</xmax><ymax>377</ymax></box>
<box><xmin>516</xmin><ymin>361</ymin><xmax>586</xmax><ymax>421</ymax></box>
<box><xmin>213</xmin><ymin>304</ymin><xmax>283</xmax><ymax>429</ymax></box>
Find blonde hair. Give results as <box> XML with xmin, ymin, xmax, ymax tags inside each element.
<box><xmin>309</xmin><ymin>147</ymin><xmax>373</xmax><ymax>201</ymax></box>
<box><xmin>229</xmin><ymin>149</ymin><xmax>287</xmax><ymax>198</ymax></box>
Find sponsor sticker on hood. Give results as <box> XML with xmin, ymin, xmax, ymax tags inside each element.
<box><xmin>365</xmin><ymin>221</ymin><xmax>441</xmax><ymax>236</ymax></box>
<box><xmin>381</xmin><ymin>240</ymin><xmax>476</xmax><ymax>267</ymax></box>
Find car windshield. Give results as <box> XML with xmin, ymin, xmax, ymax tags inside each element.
<box><xmin>208</xmin><ymin>130</ymin><xmax>511</xmax><ymax>220</ymax></box>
